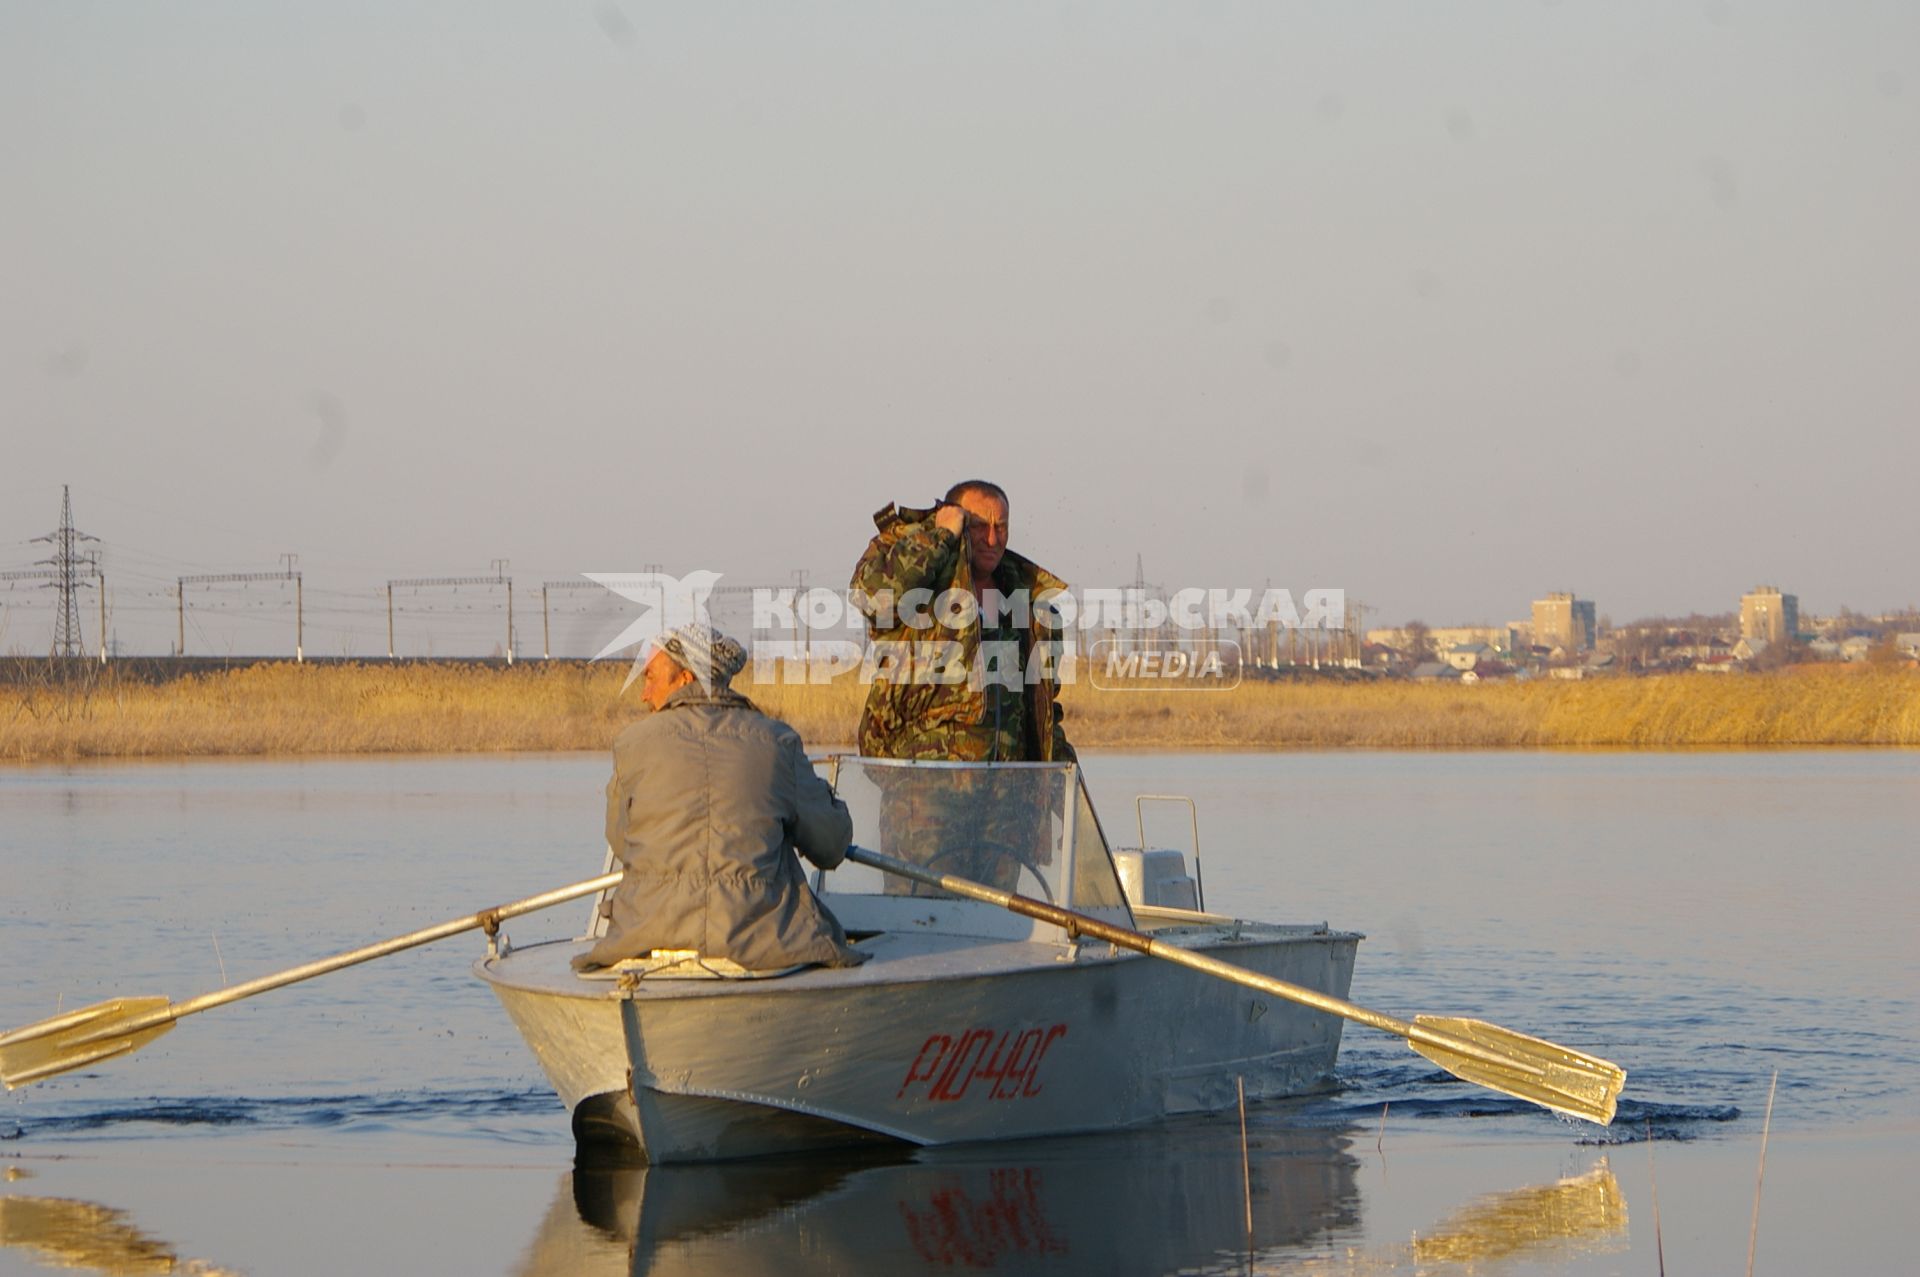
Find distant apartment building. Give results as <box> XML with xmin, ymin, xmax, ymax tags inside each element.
<box><xmin>1740</xmin><ymin>587</ymin><xmax>1799</xmax><ymax>645</ymax></box>
<box><xmin>1531</xmin><ymin>592</ymin><xmax>1596</xmax><ymax>652</ymax></box>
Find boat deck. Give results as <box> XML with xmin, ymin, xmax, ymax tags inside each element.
<box><xmin>479</xmin><ymin>910</ymin><xmax>1352</xmax><ymax>1004</ymax></box>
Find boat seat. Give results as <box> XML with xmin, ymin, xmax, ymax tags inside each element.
<box><xmin>573</xmin><ymin>949</ymin><xmax>808</xmax><ymax>982</ymax></box>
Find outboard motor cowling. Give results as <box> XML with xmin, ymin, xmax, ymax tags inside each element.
<box><xmin>1110</xmin><ymin>848</ymin><xmax>1200</xmax><ymax>911</ymax></box>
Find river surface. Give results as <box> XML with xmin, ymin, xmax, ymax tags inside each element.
<box><xmin>1</xmin><ymin>751</ymin><xmax>1914</xmax><ymax>1275</ymax></box>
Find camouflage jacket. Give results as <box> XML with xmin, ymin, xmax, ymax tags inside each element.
<box><xmin>849</xmin><ymin>502</ymin><xmax>1073</xmax><ymax>762</ymax></box>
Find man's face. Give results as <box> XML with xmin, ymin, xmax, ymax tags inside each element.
<box><xmin>955</xmin><ymin>490</ymin><xmax>1009</xmax><ymax>579</ymax></box>
<box><xmin>640</xmin><ymin>648</ymin><xmax>693</xmax><ymax>710</ymax></box>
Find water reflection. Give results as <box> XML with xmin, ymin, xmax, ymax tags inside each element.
<box><xmin>1412</xmin><ymin>1162</ymin><xmax>1626</xmax><ymax>1267</ymax></box>
<box><xmin>0</xmin><ymin>1191</ymin><xmax>240</xmax><ymax>1276</ymax></box>
<box><xmin>515</xmin><ymin>1120</ymin><xmax>1361</xmax><ymax>1276</ymax></box>
<box><xmin>1286</xmin><ymin>1162</ymin><xmax>1627</xmax><ymax>1276</ymax></box>
<box><xmin>510</xmin><ymin>1123</ymin><xmax>1631</xmax><ymax>1277</ymax></box>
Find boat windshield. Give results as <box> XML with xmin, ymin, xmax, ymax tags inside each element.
<box><xmin>818</xmin><ymin>758</ymin><xmax>1132</xmax><ymax>918</ymax></box>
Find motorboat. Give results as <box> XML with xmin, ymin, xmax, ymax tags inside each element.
<box><xmin>476</xmin><ymin>758</ymin><xmax>1362</xmax><ymax>1163</ymax></box>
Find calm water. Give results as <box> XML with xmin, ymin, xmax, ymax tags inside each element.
<box><xmin>2</xmin><ymin>751</ymin><xmax>1915</xmax><ymax>1274</ymax></box>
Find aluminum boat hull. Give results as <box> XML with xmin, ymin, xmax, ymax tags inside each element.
<box><xmin>478</xmin><ymin>907</ymin><xmax>1359</xmax><ymax>1163</ymax></box>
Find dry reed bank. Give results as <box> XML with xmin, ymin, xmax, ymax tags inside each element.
<box><xmin>3</xmin><ymin>662</ymin><xmax>1917</xmax><ymax>763</ymax></box>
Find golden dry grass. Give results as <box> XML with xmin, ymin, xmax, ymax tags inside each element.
<box><xmin>0</xmin><ymin>662</ymin><xmax>868</xmax><ymax>762</ymax></box>
<box><xmin>1</xmin><ymin>662</ymin><xmax>1916</xmax><ymax>763</ymax></box>
<box><xmin>1071</xmin><ymin>665</ymin><xmax>1920</xmax><ymax>748</ymax></box>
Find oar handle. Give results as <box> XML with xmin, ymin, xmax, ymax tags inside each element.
<box><xmin>84</xmin><ymin>871</ymin><xmax>626</xmax><ymax>1044</ymax></box>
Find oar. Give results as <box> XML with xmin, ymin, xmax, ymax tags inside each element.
<box><xmin>845</xmin><ymin>845</ymin><xmax>1625</xmax><ymax>1124</ymax></box>
<box><xmin>0</xmin><ymin>871</ymin><xmax>623</xmax><ymax>1090</ymax></box>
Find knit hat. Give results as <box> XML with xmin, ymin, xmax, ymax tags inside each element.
<box><xmin>654</xmin><ymin>622</ymin><xmax>748</xmax><ymax>691</ymax></box>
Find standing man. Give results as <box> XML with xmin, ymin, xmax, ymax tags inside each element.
<box><xmin>849</xmin><ymin>482</ymin><xmax>1074</xmax><ymax>891</ymax></box>
<box><xmin>574</xmin><ymin>623</ymin><xmax>865</xmax><ymax>973</ymax></box>
<box><xmin>850</xmin><ymin>480</ymin><xmax>1074</xmax><ymax>763</ymax></box>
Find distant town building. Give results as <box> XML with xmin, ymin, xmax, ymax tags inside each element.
<box><xmin>1410</xmin><ymin>661</ymin><xmax>1462</xmax><ymax>682</ymax></box>
<box><xmin>1740</xmin><ymin>587</ymin><xmax>1799</xmax><ymax>646</ymax></box>
<box><xmin>1364</xmin><ymin>625</ymin><xmax>1516</xmax><ymax>654</ymax></box>
<box><xmin>1532</xmin><ymin>592</ymin><xmax>1596</xmax><ymax>652</ymax></box>
<box><xmin>1442</xmin><ymin>642</ymin><xmax>1493</xmax><ymax>671</ymax></box>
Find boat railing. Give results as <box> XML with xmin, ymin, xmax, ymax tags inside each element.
<box><xmin>1123</xmin><ymin>794</ymin><xmax>1207</xmax><ymax>913</ymax></box>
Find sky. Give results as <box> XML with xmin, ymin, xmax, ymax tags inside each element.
<box><xmin>3</xmin><ymin>2</ymin><xmax>1916</xmax><ymax>655</ymax></box>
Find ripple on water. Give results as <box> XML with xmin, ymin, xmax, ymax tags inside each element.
<box><xmin>1</xmin><ymin>1087</ymin><xmax>562</xmax><ymax>1144</ymax></box>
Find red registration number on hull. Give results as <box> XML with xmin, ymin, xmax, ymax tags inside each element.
<box><xmin>896</xmin><ymin>1023</ymin><xmax>1069</xmax><ymax>1102</ymax></box>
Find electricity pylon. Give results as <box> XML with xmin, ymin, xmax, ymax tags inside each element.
<box><xmin>31</xmin><ymin>485</ymin><xmax>98</xmax><ymax>658</ymax></box>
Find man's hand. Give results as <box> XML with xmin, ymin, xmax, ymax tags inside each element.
<box><xmin>933</xmin><ymin>501</ymin><xmax>967</xmax><ymax>538</ymax></box>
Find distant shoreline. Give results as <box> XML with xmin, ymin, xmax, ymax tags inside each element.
<box><xmin>2</xmin><ymin>661</ymin><xmax>1916</xmax><ymax>763</ymax></box>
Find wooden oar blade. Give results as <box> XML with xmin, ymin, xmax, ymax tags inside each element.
<box><xmin>0</xmin><ymin>997</ymin><xmax>176</xmax><ymax>1090</ymax></box>
<box><xmin>1410</xmin><ymin>1015</ymin><xmax>1625</xmax><ymax>1125</ymax></box>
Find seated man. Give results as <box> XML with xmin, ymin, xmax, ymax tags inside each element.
<box><xmin>574</xmin><ymin>623</ymin><xmax>865</xmax><ymax>973</ymax></box>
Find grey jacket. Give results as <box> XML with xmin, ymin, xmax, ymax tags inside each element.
<box><xmin>576</xmin><ymin>687</ymin><xmax>864</xmax><ymax>972</ymax></box>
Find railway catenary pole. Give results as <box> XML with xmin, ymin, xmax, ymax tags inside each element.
<box><xmin>177</xmin><ymin>571</ymin><xmax>302</xmax><ymax>658</ymax></box>
<box><xmin>0</xmin><ymin>569</ymin><xmax>61</xmax><ymax>654</ymax></box>
<box><xmin>491</xmin><ymin>560</ymin><xmax>513</xmax><ymax>665</ymax></box>
<box><xmin>386</xmin><ymin>574</ymin><xmax>515</xmax><ymax>661</ymax></box>
<box><xmin>282</xmin><ymin>554</ymin><xmax>303</xmax><ymax>663</ymax></box>
<box><xmin>792</xmin><ymin>569</ymin><xmax>810</xmax><ymax>663</ymax></box>
<box><xmin>539</xmin><ymin>580</ymin><xmax>612</xmax><ymax>661</ymax></box>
